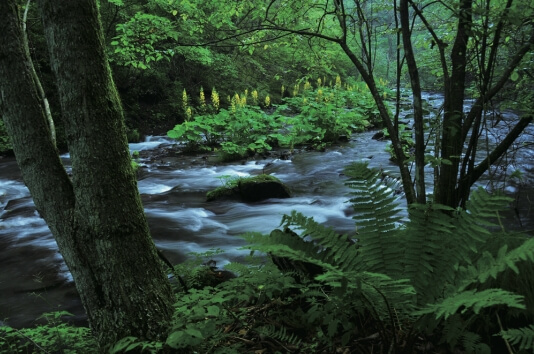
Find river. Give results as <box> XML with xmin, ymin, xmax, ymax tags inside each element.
<box><xmin>1</xmin><ymin>93</ymin><xmax>532</xmax><ymax>328</ymax></box>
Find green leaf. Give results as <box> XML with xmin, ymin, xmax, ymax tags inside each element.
<box><xmin>184</xmin><ymin>327</ymin><xmax>203</xmax><ymax>338</ymax></box>
<box><xmin>206</xmin><ymin>305</ymin><xmax>220</xmax><ymax>316</ymax></box>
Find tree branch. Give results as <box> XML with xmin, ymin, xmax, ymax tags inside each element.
<box><xmin>458</xmin><ymin>115</ymin><xmax>533</xmax><ymax>201</ymax></box>
<box><xmin>462</xmin><ymin>27</ymin><xmax>534</xmax><ymax>142</ymax></box>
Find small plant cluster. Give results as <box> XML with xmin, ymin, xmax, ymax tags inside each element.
<box><xmin>0</xmin><ymin>311</ymin><xmax>97</xmax><ymax>353</ymax></box>
<box><xmin>167</xmin><ymin>76</ymin><xmax>382</xmax><ymax>160</ymax></box>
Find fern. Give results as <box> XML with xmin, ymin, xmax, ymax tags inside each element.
<box><xmin>344</xmin><ymin>162</ymin><xmax>403</xmax><ymax>276</ymax></box>
<box><xmin>402</xmin><ymin>202</ymin><xmax>457</xmax><ymax>303</ymax></box>
<box><xmin>451</xmin><ymin>188</ymin><xmax>511</xmax><ymax>261</ymax></box>
<box><xmin>279</xmin><ymin>211</ymin><xmax>361</xmax><ymax>272</ymax></box>
<box><xmin>415</xmin><ymin>288</ymin><xmax>525</xmax><ymax>319</ymax></box>
<box><xmin>241</xmin><ymin>161</ymin><xmax>534</xmax><ymax>352</ymax></box>
<box><xmin>460</xmin><ymin>331</ymin><xmax>491</xmax><ymax>354</ymax></box>
<box><xmin>244</xmin><ymin>213</ymin><xmax>360</xmax><ymax>276</ymax></box>
<box><xmin>254</xmin><ymin>325</ymin><xmax>302</xmax><ymax>347</ymax></box>
<box><xmin>401</xmin><ymin>188</ymin><xmax>515</xmax><ymax>305</ymax></box>
<box><xmin>471</xmin><ymin>237</ymin><xmax>534</xmax><ymax>285</ymax></box>
<box><xmin>498</xmin><ymin>324</ymin><xmax>534</xmax><ymax>350</ymax></box>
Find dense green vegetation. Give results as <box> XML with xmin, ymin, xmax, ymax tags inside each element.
<box><xmin>1</xmin><ymin>0</ymin><xmax>533</xmax><ymax>352</ymax></box>
<box><xmin>168</xmin><ymin>79</ymin><xmax>381</xmax><ymax>159</ymax></box>
<box><xmin>2</xmin><ymin>163</ymin><xmax>534</xmax><ymax>353</ymax></box>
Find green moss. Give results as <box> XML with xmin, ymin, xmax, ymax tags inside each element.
<box><xmin>206</xmin><ymin>185</ymin><xmax>236</xmax><ymax>201</ymax></box>
<box><xmin>206</xmin><ymin>174</ymin><xmax>286</xmax><ymax>201</ymax></box>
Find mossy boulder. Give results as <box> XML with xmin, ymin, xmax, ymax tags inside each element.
<box><xmin>206</xmin><ymin>174</ymin><xmax>291</xmax><ymax>202</ymax></box>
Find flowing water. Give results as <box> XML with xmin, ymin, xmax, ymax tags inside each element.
<box><xmin>1</xmin><ymin>93</ymin><xmax>532</xmax><ymax>328</ymax></box>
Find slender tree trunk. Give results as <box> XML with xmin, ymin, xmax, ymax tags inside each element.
<box><xmin>339</xmin><ymin>41</ymin><xmax>417</xmax><ymax>204</ymax></box>
<box><xmin>0</xmin><ymin>0</ymin><xmax>174</xmax><ymax>349</ymax></box>
<box><xmin>22</xmin><ymin>0</ymin><xmax>56</xmax><ymax>146</ymax></box>
<box><xmin>436</xmin><ymin>0</ymin><xmax>473</xmax><ymax>207</ymax></box>
<box><xmin>399</xmin><ymin>0</ymin><xmax>426</xmax><ymax>204</ymax></box>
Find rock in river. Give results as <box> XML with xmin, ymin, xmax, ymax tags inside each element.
<box><xmin>206</xmin><ymin>174</ymin><xmax>291</xmax><ymax>202</ymax></box>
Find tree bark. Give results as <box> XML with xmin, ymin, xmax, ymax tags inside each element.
<box><xmin>22</xmin><ymin>0</ymin><xmax>56</xmax><ymax>146</ymax></box>
<box><xmin>339</xmin><ymin>41</ymin><xmax>417</xmax><ymax>205</ymax></box>
<box><xmin>436</xmin><ymin>0</ymin><xmax>473</xmax><ymax>207</ymax></box>
<box><xmin>399</xmin><ymin>0</ymin><xmax>426</xmax><ymax>204</ymax></box>
<box><xmin>0</xmin><ymin>0</ymin><xmax>174</xmax><ymax>349</ymax></box>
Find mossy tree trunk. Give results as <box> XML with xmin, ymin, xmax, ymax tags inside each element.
<box><xmin>0</xmin><ymin>0</ymin><xmax>174</xmax><ymax>349</ymax></box>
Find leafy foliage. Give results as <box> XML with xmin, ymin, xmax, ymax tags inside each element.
<box><xmin>110</xmin><ymin>12</ymin><xmax>178</xmax><ymax>69</ymax></box>
<box><xmin>344</xmin><ymin>162</ymin><xmax>402</xmax><ymax>275</ymax></box>
<box><xmin>242</xmin><ymin>161</ymin><xmax>534</xmax><ymax>352</ymax></box>
<box><xmin>167</xmin><ymin>80</ymin><xmax>378</xmax><ymax>158</ymax></box>
<box><xmin>0</xmin><ymin>311</ymin><xmax>97</xmax><ymax>353</ymax></box>
<box><xmin>498</xmin><ymin>324</ymin><xmax>534</xmax><ymax>351</ymax></box>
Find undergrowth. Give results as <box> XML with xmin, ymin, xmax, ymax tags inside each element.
<box><xmin>0</xmin><ymin>311</ymin><xmax>96</xmax><ymax>353</ymax></box>
<box><xmin>2</xmin><ymin>162</ymin><xmax>533</xmax><ymax>353</ymax></box>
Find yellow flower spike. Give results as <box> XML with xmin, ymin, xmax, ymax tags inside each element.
<box><xmin>303</xmin><ymin>80</ymin><xmax>311</xmax><ymax>91</ymax></box>
<box><xmin>231</xmin><ymin>93</ymin><xmax>240</xmax><ymax>112</ymax></box>
<box><xmin>211</xmin><ymin>87</ymin><xmax>220</xmax><ymax>112</ymax></box>
<box><xmin>317</xmin><ymin>78</ymin><xmax>322</xmax><ymax>87</ymax></box>
<box><xmin>186</xmin><ymin>107</ymin><xmax>192</xmax><ymax>121</ymax></box>
<box><xmin>252</xmin><ymin>90</ymin><xmax>259</xmax><ymax>105</ymax></box>
<box><xmin>303</xmin><ymin>97</ymin><xmax>308</xmax><ymax>105</ymax></box>
<box><xmin>182</xmin><ymin>88</ymin><xmax>188</xmax><ymax>113</ymax></box>
<box><xmin>244</xmin><ymin>89</ymin><xmax>249</xmax><ymax>98</ymax></box>
<box><xmin>264</xmin><ymin>95</ymin><xmax>271</xmax><ymax>107</ymax></box>
<box><xmin>335</xmin><ymin>75</ymin><xmax>341</xmax><ymax>88</ymax></box>
<box><xmin>281</xmin><ymin>85</ymin><xmax>285</xmax><ymax>97</ymax></box>
<box><xmin>316</xmin><ymin>89</ymin><xmax>323</xmax><ymax>102</ymax></box>
<box><xmin>199</xmin><ymin>87</ymin><xmax>207</xmax><ymax>112</ymax></box>
<box><xmin>240</xmin><ymin>95</ymin><xmax>247</xmax><ymax>107</ymax></box>
<box><xmin>292</xmin><ymin>84</ymin><xmax>299</xmax><ymax>97</ymax></box>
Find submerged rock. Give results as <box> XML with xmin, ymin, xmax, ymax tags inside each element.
<box><xmin>206</xmin><ymin>174</ymin><xmax>291</xmax><ymax>202</ymax></box>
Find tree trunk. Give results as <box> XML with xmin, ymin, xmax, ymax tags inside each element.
<box><xmin>436</xmin><ymin>0</ymin><xmax>473</xmax><ymax>207</ymax></box>
<box><xmin>339</xmin><ymin>41</ymin><xmax>417</xmax><ymax>205</ymax></box>
<box><xmin>0</xmin><ymin>0</ymin><xmax>174</xmax><ymax>349</ymax></box>
<box><xmin>399</xmin><ymin>0</ymin><xmax>426</xmax><ymax>204</ymax></box>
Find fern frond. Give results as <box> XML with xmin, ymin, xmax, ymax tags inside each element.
<box><xmin>440</xmin><ymin>314</ymin><xmax>466</xmax><ymax>349</ymax></box>
<box><xmin>498</xmin><ymin>324</ymin><xmax>534</xmax><ymax>350</ymax></box>
<box><xmin>402</xmin><ymin>202</ymin><xmax>456</xmax><ymax>303</ymax></box>
<box><xmin>344</xmin><ymin>162</ymin><xmax>403</xmax><ymax>276</ymax></box>
<box><xmin>278</xmin><ymin>211</ymin><xmax>361</xmax><ymax>273</ymax></box>
<box><xmin>255</xmin><ymin>324</ymin><xmax>302</xmax><ymax>346</ymax></box>
<box><xmin>464</xmin><ymin>187</ymin><xmax>512</xmax><ymax>220</ymax></box>
<box><xmin>415</xmin><ymin>288</ymin><xmax>525</xmax><ymax>320</ymax></box>
<box><xmin>452</xmin><ymin>188</ymin><xmax>512</xmax><ymax>257</ymax></box>
<box><xmin>243</xmin><ymin>229</ymin><xmax>336</xmax><ymax>273</ymax></box>
<box><xmin>403</xmin><ymin>189</ymin><xmax>516</xmax><ymax>305</ymax></box>
<box><xmin>473</xmin><ymin>237</ymin><xmax>534</xmax><ymax>284</ymax></box>
<box><xmin>460</xmin><ymin>331</ymin><xmax>490</xmax><ymax>354</ymax></box>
